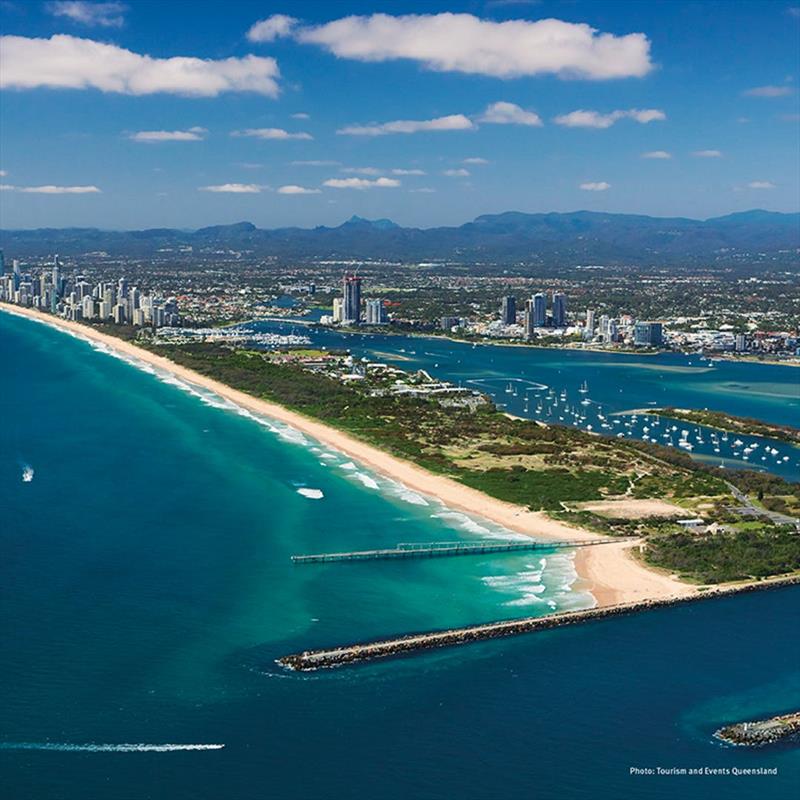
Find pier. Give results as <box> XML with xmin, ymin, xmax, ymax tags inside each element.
<box><xmin>291</xmin><ymin>538</ymin><xmax>622</xmax><ymax>564</ymax></box>
<box><xmin>715</xmin><ymin>711</ymin><xmax>800</xmax><ymax>747</ymax></box>
<box><xmin>277</xmin><ymin>575</ymin><xmax>800</xmax><ymax>671</ymax></box>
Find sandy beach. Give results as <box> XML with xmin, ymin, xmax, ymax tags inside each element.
<box><xmin>1</xmin><ymin>303</ymin><xmax>695</xmax><ymax>606</ymax></box>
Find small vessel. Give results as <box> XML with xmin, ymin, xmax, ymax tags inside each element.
<box><xmin>579</xmin><ymin>381</ymin><xmax>589</xmax><ymax>394</ymax></box>
<box><xmin>22</xmin><ymin>466</ymin><xmax>34</xmax><ymax>482</ymax></box>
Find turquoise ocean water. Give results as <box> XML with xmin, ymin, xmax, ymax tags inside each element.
<box><xmin>1</xmin><ymin>310</ymin><xmax>798</xmax><ymax>799</ymax></box>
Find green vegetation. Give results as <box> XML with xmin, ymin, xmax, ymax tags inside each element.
<box><xmin>644</xmin><ymin>528</ymin><xmax>800</xmax><ymax>584</ymax></box>
<box><xmin>652</xmin><ymin>407</ymin><xmax>800</xmax><ymax>445</ymax></box>
<box><xmin>92</xmin><ymin>333</ymin><xmax>800</xmax><ymax>586</ymax></box>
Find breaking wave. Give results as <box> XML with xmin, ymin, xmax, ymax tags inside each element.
<box><xmin>0</xmin><ymin>742</ymin><xmax>224</xmax><ymax>752</ymax></box>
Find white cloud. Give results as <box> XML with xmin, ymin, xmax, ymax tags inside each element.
<box><xmin>291</xmin><ymin>112</ymin><xmax>310</xmax><ymax>119</ymax></box>
<box><xmin>14</xmin><ymin>184</ymin><xmax>101</xmax><ymax>193</ymax></box>
<box><xmin>580</xmin><ymin>181</ymin><xmax>610</xmax><ymax>191</ymax></box>
<box><xmin>641</xmin><ymin>150</ymin><xmax>671</xmax><ymax>159</ymax></box>
<box><xmin>0</xmin><ymin>184</ymin><xmax>14</xmax><ymax>191</ymax></box>
<box><xmin>129</xmin><ymin>127</ymin><xmax>207</xmax><ymax>142</ymax></box>
<box><xmin>478</xmin><ymin>101</ymin><xmax>542</xmax><ymax>126</ymax></box>
<box><xmin>0</xmin><ymin>35</ymin><xmax>280</xmax><ymax>97</ymax></box>
<box><xmin>443</xmin><ymin>168</ymin><xmax>470</xmax><ymax>177</ymax></box>
<box><xmin>278</xmin><ymin>184</ymin><xmax>321</xmax><ymax>194</ymax></box>
<box><xmin>463</xmin><ymin>157</ymin><xmax>489</xmax><ymax>164</ymax></box>
<box><xmin>0</xmin><ymin>170</ymin><xmax>6</xmax><ymax>177</ymax></box>
<box><xmin>747</xmin><ymin>180</ymin><xmax>776</xmax><ymax>189</ymax></box>
<box><xmin>743</xmin><ymin>85</ymin><xmax>794</xmax><ymax>97</ymax></box>
<box><xmin>692</xmin><ymin>149</ymin><xmax>722</xmax><ymax>157</ymax></box>
<box><xmin>199</xmin><ymin>183</ymin><xmax>263</xmax><ymax>193</ymax></box>
<box><xmin>337</xmin><ymin>114</ymin><xmax>474</xmax><ymax>136</ymax></box>
<box><xmin>247</xmin><ymin>14</ymin><xmax>299</xmax><ymax>42</ymax></box>
<box><xmin>231</xmin><ymin>127</ymin><xmax>312</xmax><ymax>140</ymax></box>
<box><xmin>45</xmin><ymin>1</ymin><xmax>127</xmax><ymax>28</ymax></box>
<box><xmin>391</xmin><ymin>168</ymin><xmax>426</xmax><ymax>175</ymax></box>
<box><xmin>323</xmin><ymin>177</ymin><xmax>400</xmax><ymax>189</ymax></box>
<box><xmin>554</xmin><ymin>108</ymin><xmax>666</xmax><ymax>128</ymax></box>
<box><xmin>291</xmin><ymin>160</ymin><xmax>340</xmax><ymax>166</ymax></box>
<box><xmin>341</xmin><ymin>166</ymin><xmax>383</xmax><ymax>175</ymax></box>
<box><xmin>282</xmin><ymin>13</ymin><xmax>652</xmax><ymax>80</ymax></box>
<box><xmin>409</xmin><ymin>187</ymin><xmax>436</xmax><ymax>193</ymax></box>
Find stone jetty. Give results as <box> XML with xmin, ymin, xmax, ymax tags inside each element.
<box><xmin>715</xmin><ymin>712</ymin><xmax>800</xmax><ymax>747</ymax></box>
<box><xmin>277</xmin><ymin>575</ymin><xmax>800</xmax><ymax>671</ymax></box>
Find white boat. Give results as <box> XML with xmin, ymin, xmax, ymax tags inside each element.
<box><xmin>579</xmin><ymin>381</ymin><xmax>589</xmax><ymax>394</ymax></box>
<box><xmin>22</xmin><ymin>466</ymin><xmax>34</xmax><ymax>482</ymax></box>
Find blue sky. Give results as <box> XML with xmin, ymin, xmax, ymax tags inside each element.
<box><xmin>1</xmin><ymin>0</ymin><xmax>798</xmax><ymax>229</ymax></box>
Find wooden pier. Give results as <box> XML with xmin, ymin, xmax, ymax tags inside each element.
<box><xmin>291</xmin><ymin>538</ymin><xmax>621</xmax><ymax>564</ymax></box>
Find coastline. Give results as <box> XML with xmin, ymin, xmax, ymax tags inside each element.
<box><xmin>1</xmin><ymin>303</ymin><xmax>696</xmax><ymax>607</ymax></box>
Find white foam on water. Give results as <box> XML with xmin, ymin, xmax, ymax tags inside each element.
<box><xmin>0</xmin><ymin>742</ymin><xmax>224</xmax><ymax>752</ymax></box>
<box><xmin>339</xmin><ymin>462</ymin><xmax>357</xmax><ymax>470</ymax></box>
<box><xmin>351</xmin><ymin>472</ymin><xmax>380</xmax><ymax>490</ymax></box>
<box><xmin>296</xmin><ymin>488</ymin><xmax>324</xmax><ymax>500</ymax></box>
<box><xmin>319</xmin><ymin>453</ymin><xmax>337</xmax><ymax>460</ymax></box>
<box><xmin>21</xmin><ymin>465</ymin><xmax>34</xmax><ymax>483</ymax></box>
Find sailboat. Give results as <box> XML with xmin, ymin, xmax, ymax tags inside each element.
<box><xmin>579</xmin><ymin>380</ymin><xmax>589</xmax><ymax>394</ymax></box>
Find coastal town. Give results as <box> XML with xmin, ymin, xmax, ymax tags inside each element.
<box><xmin>1</xmin><ymin>250</ymin><xmax>798</xmax><ymax>362</ymax></box>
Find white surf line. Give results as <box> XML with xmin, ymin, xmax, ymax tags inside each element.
<box><xmin>0</xmin><ymin>742</ymin><xmax>224</xmax><ymax>752</ymax></box>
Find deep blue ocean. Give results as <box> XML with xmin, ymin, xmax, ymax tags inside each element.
<box><xmin>1</xmin><ymin>310</ymin><xmax>798</xmax><ymax>800</ymax></box>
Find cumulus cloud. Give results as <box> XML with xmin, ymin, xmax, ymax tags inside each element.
<box><xmin>747</xmin><ymin>180</ymin><xmax>776</xmax><ymax>189</ymax></box>
<box><xmin>13</xmin><ymin>184</ymin><xmax>102</xmax><ymax>193</ymax></box>
<box><xmin>443</xmin><ymin>168</ymin><xmax>470</xmax><ymax>177</ymax></box>
<box><xmin>45</xmin><ymin>1</ymin><xmax>127</xmax><ymax>28</ymax></box>
<box><xmin>323</xmin><ymin>177</ymin><xmax>400</xmax><ymax>189</ymax></box>
<box><xmin>463</xmin><ymin>157</ymin><xmax>489</xmax><ymax>164</ymax></box>
<box><xmin>231</xmin><ymin>127</ymin><xmax>312</xmax><ymax>140</ymax></box>
<box><xmin>268</xmin><ymin>13</ymin><xmax>652</xmax><ymax>80</ymax></box>
<box><xmin>554</xmin><ymin>108</ymin><xmax>665</xmax><ymax>128</ymax></box>
<box><xmin>478</xmin><ymin>101</ymin><xmax>543</xmax><ymax>126</ymax></box>
<box><xmin>409</xmin><ymin>187</ymin><xmax>436</xmax><ymax>193</ymax></box>
<box><xmin>337</xmin><ymin>114</ymin><xmax>474</xmax><ymax>136</ymax></box>
<box><xmin>641</xmin><ymin>150</ymin><xmax>671</xmax><ymax>159</ymax></box>
<box><xmin>692</xmin><ymin>149</ymin><xmax>722</xmax><ymax>157</ymax></box>
<box><xmin>0</xmin><ymin>35</ymin><xmax>281</xmax><ymax>97</ymax></box>
<box><xmin>199</xmin><ymin>183</ymin><xmax>263</xmax><ymax>193</ymax></box>
<box><xmin>743</xmin><ymin>85</ymin><xmax>794</xmax><ymax>97</ymax></box>
<box><xmin>341</xmin><ymin>166</ymin><xmax>383</xmax><ymax>175</ymax></box>
<box><xmin>291</xmin><ymin>159</ymin><xmax>340</xmax><ymax>166</ymax></box>
<box><xmin>129</xmin><ymin>127</ymin><xmax>207</xmax><ymax>142</ymax></box>
<box><xmin>0</xmin><ymin>184</ymin><xmax>14</xmax><ymax>191</ymax></box>
<box><xmin>291</xmin><ymin>112</ymin><xmax>310</xmax><ymax>119</ymax></box>
<box><xmin>580</xmin><ymin>181</ymin><xmax>610</xmax><ymax>191</ymax></box>
<box><xmin>0</xmin><ymin>169</ymin><xmax>6</xmax><ymax>177</ymax></box>
<box><xmin>278</xmin><ymin>184</ymin><xmax>321</xmax><ymax>194</ymax></box>
<box><xmin>391</xmin><ymin>168</ymin><xmax>426</xmax><ymax>175</ymax></box>
<box><xmin>246</xmin><ymin>14</ymin><xmax>298</xmax><ymax>42</ymax></box>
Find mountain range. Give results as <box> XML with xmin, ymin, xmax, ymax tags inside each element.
<box><xmin>2</xmin><ymin>210</ymin><xmax>798</xmax><ymax>266</ymax></box>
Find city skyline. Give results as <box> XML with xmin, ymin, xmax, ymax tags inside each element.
<box><xmin>1</xmin><ymin>1</ymin><xmax>799</xmax><ymax>230</ymax></box>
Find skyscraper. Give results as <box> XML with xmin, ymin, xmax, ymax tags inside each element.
<box><xmin>532</xmin><ymin>293</ymin><xmax>547</xmax><ymax>327</ymax></box>
<box><xmin>585</xmin><ymin>309</ymin><xmax>596</xmax><ymax>338</ymax></box>
<box><xmin>365</xmin><ymin>298</ymin><xmax>388</xmax><ymax>325</ymax></box>
<box><xmin>500</xmin><ymin>296</ymin><xmax>516</xmax><ymax>326</ymax></box>
<box><xmin>342</xmin><ymin>274</ymin><xmax>362</xmax><ymax>325</ymax></box>
<box><xmin>633</xmin><ymin>321</ymin><xmax>663</xmax><ymax>347</ymax></box>
<box><xmin>524</xmin><ymin>299</ymin><xmax>536</xmax><ymax>339</ymax></box>
<box><xmin>552</xmin><ymin>292</ymin><xmax>567</xmax><ymax>327</ymax></box>
<box><xmin>0</xmin><ymin>250</ymin><xmax>5</xmax><ymax>277</ymax></box>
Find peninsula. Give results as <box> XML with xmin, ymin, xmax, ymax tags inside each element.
<box><xmin>3</xmin><ymin>303</ymin><xmax>799</xmax><ymax>609</ymax></box>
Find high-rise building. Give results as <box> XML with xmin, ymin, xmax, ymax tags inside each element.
<box><xmin>82</xmin><ymin>295</ymin><xmax>95</xmax><ymax>319</ymax></box>
<box><xmin>332</xmin><ymin>297</ymin><xmax>344</xmax><ymax>323</ymax></box>
<box><xmin>0</xmin><ymin>250</ymin><xmax>5</xmax><ymax>276</ymax></box>
<box><xmin>524</xmin><ymin>299</ymin><xmax>536</xmax><ymax>339</ymax></box>
<box><xmin>585</xmin><ymin>309</ymin><xmax>596</xmax><ymax>337</ymax></box>
<box><xmin>440</xmin><ymin>316</ymin><xmax>462</xmax><ymax>331</ymax></box>
<box><xmin>500</xmin><ymin>296</ymin><xmax>517</xmax><ymax>326</ymax></box>
<box><xmin>633</xmin><ymin>321</ymin><xmax>663</xmax><ymax>347</ymax></box>
<box><xmin>532</xmin><ymin>293</ymin><xmax>547</xmax><ymax>327</ymax></box>
<box><xmin>552</xmin><ymin>292</ymin><xmax>567</xmax><ymax>327</ymax></box>
<box><xmin>342</xmin><ymin>274</ymin><xmax>362</xmax><ymax>325</ymax></box>
<box><xmin>117</xmin><ymin>278</ymin><xmax>128</xmax><ymax>301</ymax></box>
<box><xmin>365</xmin><ymin>298</ymin><xmax>388</xmax><ymax>325</ymax></box>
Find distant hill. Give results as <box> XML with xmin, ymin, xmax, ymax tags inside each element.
<box><xmin>2</xmin><ymin>210</ymin><xmax>798</xmax><ymax>266</ymax></box>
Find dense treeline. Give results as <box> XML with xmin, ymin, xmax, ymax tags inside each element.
<box><xmin>658</xmin><ymin>407</ymin><xmax>800</xmax><ymax>445</ymax></box>
<box><xmin>646</xmin><ymin>529</ymin><xmax>800</xmax><ymax>583</ymax></box>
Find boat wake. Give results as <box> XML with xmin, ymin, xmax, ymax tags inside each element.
<box><xmin>21</xmin><ymin>465</ymin><xmax>34</xmax><ymax>482</ymax></box>
<box><xmin>0</xmin><ymin>742</ymin><xmax>224</xmax><ymax>752</ymax></box>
